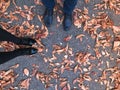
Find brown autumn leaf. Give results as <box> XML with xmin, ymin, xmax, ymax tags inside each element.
<box><xmin>0</xmin><ymin>22</ymin><xmax>10</xmax><ymax>29</ymax></box>
<box><xmin>84</xmin><ymin>0</ymin><xmax>90</xmax><ymax>4</ymax></box>
<box><xmin>23</xmin><ymin>5</ymin><xmax>29</xmax><ymax>10</ymax></box>
<box><xmin>76</xmin><ymin>34</ymin><xmax>85</xmax><ymax>42</ymax></box>
<box><xmin>62</xmin><ymin>85</ymin><xmax>68</xmax><ymax>90</ymax></box>
<box><xmin>34</xmin><ymin>0</ymin><xmax>43</xmax><ymax>5</ymax></box>
<box><xmin>113</xmin><ymin>41</ymin><xmax>120</xmax><ymax>51</ymax></box>
<box><xmin>8</xmin><ymin>11</ymin><xmax>19</xmax><ymax>21</ymax></box>
<box><xmin>63</xmin><ymin>35</ymin><xmax>72</xmax><ymax>42</ymax></box>
<box><xmin>112</xmin><ymin>26</ymin><xmax>120</xmax><ymax>34</ymax></box>
<box><xmin>67</xmin><ymin>83</ymin><xmax>71</xmax><ymax>90</ymax></box>
<box><xmin>53</xmin><ymin>44</ymin><xmax>69</xmax><ymax>54</ymax></box>
<box><xmin>115</xmin><ymin>35</ymin><xmax>120</xmax><ymax>41</ymax></box>
<box><xmin>20</xmin><ymin>11</ymin><xmax>27</xmax><ymax>18</ymax></box>
<box><xmin>75</xmin><ymin>52</ymin><xmax>91</xmax><ymax>64</ymax></box>
<box><xmin>60</xmin><ymin>65</ymin><xmax>65</xmax><ymax>74</ymax></box>
<box><xmin>19</xmin><ymin>78</ymin><xmax>31</xmax><ymax>89</ymax></box>
<box><xmin>36</xmin><ymin>71</ymin><xmax>59</xmax><ymax>88</ymax></box>
<box><xmin>83</xmin><ymin>7</ymin><xmax>89</xmax><ymax>15</ymax></box>
<box><xmin>94</xmin><ymin>48</ymin><xmax>102</xmax><ymax>59</ymax></box>
<box><xmin>60</xmin><ymin>81</ymin><xmax>67</xmax><ymax>88</ymax></box>
<box><xmin>95</xmin><ymin>0</ymin><xmax>120</xmax><ymax>14</ymax></box>
<box><xmin>0</xmin><ymin>69</ymin><xmax>16</xmax><ymax>88</ymax></box>
<box><xmin>83</xmin><ymin>73</ymin><xmax>92</xmax><ymax>81</ymax></box>
<box><xmin>73</xmin><ymin>8</ymin><xmax>90</xmax><ymax>28</ymax></box>
<box><xmin>73</xmin><ymin>65</ymin><xmax>78</xmax><ymax>73</ymax></box>
<box><xmin>35</xmin><ymin>25</ymin><xmax>48</xmax><ymax>39</ymax></box>
<box><xmin>74</xmin><ymin>19</ymin><xmax>82</xmax><ymax>28</ymax></box>
<box><xmin>23</xmin><ymin>68</ymin><xmax>29</xmax><ymax>76</ymax></box>
<box><xmin>0</xmin><ymin>0</ymin><xmax>10</xmax><ymax>12</ymax></box>
<box><xmin>27</xmin><ymin>13</ymin><xmax>34</xmax><ymax>21</ymax></box>
<box><xmin>57</xmin><ymin>16</ymin><xmax>61</xmax><ymax>23</ymax></box>
<box><xmin>31</xmin><ymin>64</ymin><xmax>39</xmax><ymax>76</ymax></box>
<box><xmin>99</xmin><ymin>67</ymin><xmax>120</xmax><ymax>90</ymax></box>
<box><xmin>10</xmin><ymin>64</ymin><xmax>19</xmax><ymax>69</ymax></box>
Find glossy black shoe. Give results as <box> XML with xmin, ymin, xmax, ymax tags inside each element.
<box><xmin>43</xmin><ymin>8</ymin><xmax>53</xmax><ymax>27</ymax></box>
<box><xmin>15</xmin><ymin>47</ymin><xmax>38</xmax><ymax>55</ymax></box>
<box><xmin>17</xmin><ymin>37</ymin><xmax>36</xmax><ymax>46</ymax></box>
<box><xmin>63</xmin><ymin>14</ymin><xmax>72</xmax><ymax>31</ymax></box>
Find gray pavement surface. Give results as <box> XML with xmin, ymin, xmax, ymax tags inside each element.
<box><xmin>0</xmin><ymin>0</ymin><xmax>119</xmax><ymax>90</ymax></box>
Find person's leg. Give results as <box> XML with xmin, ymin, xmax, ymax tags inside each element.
<box><xmin>0</xmin><ymin>28</ymin><xmax>36</xmax><ymax>46</ymax></box>
<box><xmin>0</xmin><ymin>28</ymin><xmax>38</xmax><ymax>64</ymax></box>
<box><xmin>63</xmin><ymin>0</ymin><xmax>78</xmax><ymax>31</ymax></box>
<box><xmin>0</xmin><ymin>28</ymin><xmax>20</xmax><ymax>44</ymax></box>
<box><xmin>42</xmin><ymin>0</ymin><xmax>55</xmax><ymax>10</ymax></box>
<box><xmin>0</xmin><ymin>47</ymin><xmax>37</xmax><ymax>64</ymax></box>
<box><xmin>42</xmin><ymin>0</ymin><xmax>55</xmax><ymax>27</ymax></box>
<box><xmin>63</xmin><ymin>0</ymin><xmax>78</xmax><ymax>15</ymax></box>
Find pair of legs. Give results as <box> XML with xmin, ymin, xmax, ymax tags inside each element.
<box><xmin>42</xmin><ymin>0</ymin><xmax>78</xmax><ymax>31</ymax></box>
<box><xmin>0</xmin><ymin>28</ymin><xmax>37</xmax><ymax>64</ymax></box>
<box><xmin>42</xmin><ymin>0</ymin><xmax>78</xmax><ymax>15</ymax></box>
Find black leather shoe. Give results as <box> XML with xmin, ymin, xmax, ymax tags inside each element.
<box><xmin>15</xmin><ymin>47</ymin><xmax>38</xmax><ymax>55</ymax></box>
<box><xmin>43</xmin><ymin>8</ymin><xmax>53</xmax><ymax>27</ymax></box>
<box><xmin>63</xmin><ymin>14</ymin><xmax>72</xmax><ymax>31</ymax></box>
<box><xmin>18</xmin><ymin>38</ymin><xmax>36</xmax><ymax>46</ymax></box>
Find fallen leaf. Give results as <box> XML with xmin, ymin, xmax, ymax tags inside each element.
<box><xmin>10</xmin><ymin>64</ymin><xmax>19</xmax><ymax>69</ymax></box>
<box><xmin>63</xmin><ymin>35</ymin><xmax>72</xmax><ymax>42</ymax></box>
<box><xmin>23</xmin><ymin>68</ymin><xmax>29</xmax><ymax>76</ymax></box>
<box><xmin>84</xmin><ymin>0</ymin><xmax>90</xmax><ymax>4</ymax></box>
<box><xmin>76</xmin><ymin>34</ymin><xmax>85</xmax><ymax>42</ymax></box>
<box><xmin>19</xmin><ymin>78</ymin><xmax>31</xmax><ymax>89</ymax></box>
<box><xmin>0</xmin><ymin>0</ymin><xmax>10</xmax><ymax>12</ymax></box>
<box><xmin>60</xmin><ymin>81</ymin><xmax>67</xmax><ymax>88</ymax></box>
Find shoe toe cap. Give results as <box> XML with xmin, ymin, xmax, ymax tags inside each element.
<box><xmin>29</xmin><ymin>39</ymin><xmax>36</xmax><ymax>46</ymax></box>
<box><xmin>31</xmin><ymin>48</ymin><xmax>38</xmax><ymax>54</ymax></box>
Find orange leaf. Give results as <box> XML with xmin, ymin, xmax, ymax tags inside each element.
<box><xmin>19</xmin><ymin>78</ymin><xmax>31</xmax><ymax>89</ymax></box>
<box><xmin>23</xmin><ymin>68</ymin><xmax>29</xmax><ymax>76</ymax></box>
<box><xmin>0</xmin><ymin>0</ymin><xmax>10</xmax><ymax>12</ymax></box>
<box><xmin>63</xmin><ymin>35</ymin><xmax>72</xmax><ymax>42</ymax></box>
<box><xmin>84</xmin><ymin>0</ymin><xmax>90</xmax><ymax>4</ymax></box>
<box><xmin>60</xmin><ymin>81</ymin><xmax>67</xmax><ymax>88</ymax></box>
<box><xmin>10</xmin><ymin>64</ymin><xmax>19</xmax><ymax>69</ymax></box>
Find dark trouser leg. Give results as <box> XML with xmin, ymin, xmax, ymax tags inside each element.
<box><xmin>63</xmin><ymin>0</ymin><xmax>78</xmax><ymax>15</ymax></box>
<box><xmin>0</xmin><ymin>48</ymin><xmax>38</xmax><ymax>64</ymax></box>
<box><xmin>0</xmin><ymin>50</ymin><xmax>20</xmax><ymax>64</ymax></box>
<box><xmin>63</xmin><ymin>0</ymin><xmax>78</xmax><ymax>31</ymax></box>
<box><xmin>41</xmin><ymin>0</ymin><xmax>55</xmax><ymax>27</ymax></box>
<box><xmin>0</xmin><ymin>28</ymin><xmax>20</xmax><ymax>44</ymax></box>
<box><xmin>41</xmin><ymin>0</ymin><xmax>55</xmax><ymax>9</ymax></box>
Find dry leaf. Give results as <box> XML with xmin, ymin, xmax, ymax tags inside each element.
<box><xmin>84</xmin><ymin>0</ymin><xmax>90</xmax><ymax>4</ymax></box>
<box><xmin>23</xmin><ymin>68</ymin><xmax>29</xmax><ymax>76</ymax></box>
<box><xmin>10</xmin><ymin>64</ymin><xmax>19</xmax><ymax>69</ymax></box>
<box><xmin>64</xmin><ymin>35</ymin><xmax>72</xmax><ymax>42</ymax></box>
<box><xmin>112</xmin><ymin>26</ymin><xmax>120</xmax><ymax>34</ymax></box>
<box><xmin>0</xmin><ymin>0</ymin><xmax>10</xmax><ymax>12</ymax></box>
<box><xmin>76</xmin><ymin>34</ymin><xmax>85</xmax><ymax>42</ymax></box>
<box><xmin>73</xmin><ymin>65</ymin><xmax>78</xmax><ymax>73</ymax></box>
<box><xmin>67</xmin><ymin>83</ymin><xmax>71</xmax><ymax>90</ymax></box>
<box><xmin>34</xmin><ymin>0</ymin><xmax>43</xmax><ymax>5</ymax></box>
<box><xmin>19</xmin><ymin>78</ymin><xmax>31</xmax><ymax>89</ymax></box>
<box><xmin>60</xmin><ymin>81</ymin><xmax>67</xmax><ymax>88</ymax></box>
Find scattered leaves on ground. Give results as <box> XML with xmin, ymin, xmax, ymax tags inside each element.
<box><xmin>0</xmin><ymin>0</ymin><xmax>120</xmax><ymax>90</ymax></box>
